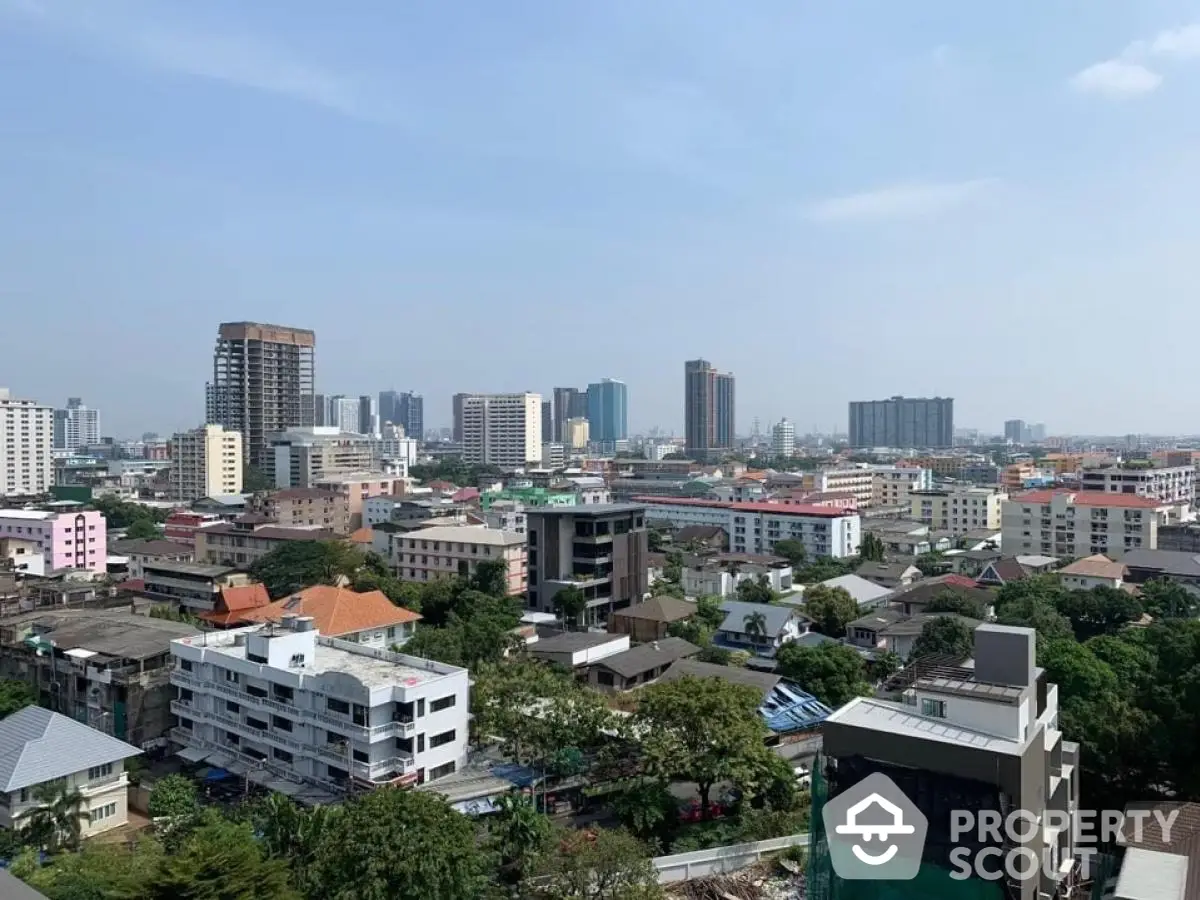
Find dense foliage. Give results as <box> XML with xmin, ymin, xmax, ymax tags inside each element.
<box><xmin>409</xmin><ymin>459</ymin><xmax>501</xmax><ymax>486</ymax></box>
<box><xmin>802</xmin><ymin>584</ymin><xmax>860</xmax><ymax>638</ymax></box>
<box><xmin>0</xmin><ymin>679</ymin><xmax>36</xmax><ymax>718</ymax></box>
<box><xmin>775</xmin><ymin>641</ymin><xmax>872</xmax><ymax>708</ymax></box>
<box><xmin>91</xmin><ymin>496</ymin><xmax>170</xmax><ymax>529</ymax></box>
<box><xmin>250</xmin><ymin>541</ymin><xmax>367</xmax><ymax>599</ymax></box>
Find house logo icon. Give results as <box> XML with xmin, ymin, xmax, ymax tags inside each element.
<box><xmin>822</xmin><ymin>772</ymin><xmax>928</xmax><ymax>880</ymax></box>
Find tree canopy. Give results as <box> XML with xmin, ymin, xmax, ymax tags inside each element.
<box><xmin>91</xmin><ymin>496</ymin><xmax>170</xmax><ymax>529</ymax></box>
<box><xmin>0</xmin><ymin>679</ymin><xmax>35</xmax><ymax>719</ymax></box>
<box><xmin>910</xmin><ymin>616</ymin><xmax>974</xmax><ymax>660</ymax></box>
<box><xmin>775</xmin><ymin>641</ymin><xmax>871</xmax><ymax>708</ymax></box>
<box><xmin>802</xmin><ymin>584</ymin><xmax>859</xmax><ymax>638</ymax></box>
<box><xmin>250</xmin><ymin>540</ymin><xmax>366</xmax><ymax>599</ymax></box>
<box><xmin>771</xmin><ymin>539</ymin><xmax>807</xmax><ymax>567</ymax></box>
<box><xmin>793</xmin><ymin>556</ymin><xmax>858</xmax><ymax>585</ymax></box>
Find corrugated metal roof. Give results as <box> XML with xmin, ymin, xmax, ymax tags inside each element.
<box><xmin>0</xmin><ymin>707</ymin><xmax>141</xmax><ymax>792</ymax></box>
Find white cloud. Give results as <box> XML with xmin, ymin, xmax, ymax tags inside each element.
<box><xmin>0</xmin><ymin>0</ymin><xmax>384</xmax><ymax>121</ymax></box>
<box><xmin>1069</xmin><ymin>59</ymin><xmax>1162</xmax><ymax>99</ymax></box>
<box><xmin>1147</xmin><ymin>23</ymin><xmax>1200</xmax><ymax>59</ymax></box>
<box><xmin>806</xmin><ymin>179</ymin><xmax>996</xmax><ymax>224</ymax></box>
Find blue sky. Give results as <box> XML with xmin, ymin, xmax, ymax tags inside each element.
<box><xmin>4</xmin><ymin>0</ymin><xmax>1200</xmax><ymax>438</ymax></box>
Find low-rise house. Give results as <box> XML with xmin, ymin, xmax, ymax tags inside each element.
<box><xmin>854</xmin><ymin>561</ymin><xmax>921</xmax><ymax>590</ymax></box>
<box><xmin>586</xmin><ymin>637</ymin><xmax>700</xmax><ymax>691</ymax></box>
<box><xmin>528</xmin><ymin>632</ymin><xmax>630</xmax><ymax>668</ymax></box>
<box><xmin>946</xmin><ymin>548</ymin><xmax>1002</xmax><ymax>578</ymax></box>
<box><xmin>876</xmin><ymin>613</ymin><xmax>982</xmax><ymax>660</ymax></box>
<box><xmin>1057</xmin><ymin>554</ymin><xmax>1130</xmax><ymax>591</ymax></box>
<box><xmin>197</xmin><ymin>583</ymin><xmax>272</xmax><ymax>628</ymax></box>
<box><xmin>195</xmin><ymin>520</ymin><xmax>340</xmax><ymax>569</ymax></box>
<box><xmin>608</xmin><ymin>596</ymin><xmax>695</xmax><ymax>643</ymax></box>
<box><xmin>107</xmin><ymin>538</ymin><xmax>193</xmax><ymax>580</ymax></box>
<box><xmin>142</xmin><ymin>560</ymin><xmax>253</xmax><ymax>613</ymax></box>
<box><xmin>670</xmin><ymin>525</ymin><xmax>727</xmax><ymax>551</ymax></box>
<box><xmin>844</xmin><ymin>609</ymin><xmax>908</xmax><ymax>652</ymax></box>
<box><xmin>0</xmin><ymin>707</ymin><xmax>142</xmax><ymax>838</ymax></box>
<box><xmin>237</xmin><ymin>585</ymin><xmax>421</xmax><ymax>649</ymax></box>
<box><xmin>862</xmin><ymin>520</ymin><xmax>952</xmax><ymax>557</ymax></box>
<box><xmin>975</xmin><ymin>558</ymin><xmax>1034</xmax><ymax>588</ymax></box>
<box><xmin>810</xmin><ymin>574</ymin><xmax>893</xmax><ymax>609</ymax></box>
<box><xmin>715</xmin><ymin>600</ymin><xmax>809</xmax><ymax>660</ymax></box>
<box><xmin>680</xmin><ymin>553</ymin><xmax>793</xmax><ymax>599</ymax></box>
<box><xmin>646</xmin><ymin>552</ymin><xmax>667</xmax><ymax>586</ymax></box>
<box><xmin>1120</xmin><ymin>549</ymin><xmax>1200</xmax><ymax>592</ymax></box>
<box><xmin>0</xmin><ymin>608</ymin><xmax>200</xmax><ymax>748</ymax></box>
<box><xmin>888</xmin><ymin>575</ymin><xmax>992</xmax><ymax>617</ymax></box>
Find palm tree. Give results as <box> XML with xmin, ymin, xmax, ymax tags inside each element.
<box><xmin>743</xmin><ymin>611</ymin><xmax>769</xmax><ymax>644</ymax></box>
<box><xmin>490</xmin><ymin>793</ymin><xmax>550</xmax><ymax>883</ymax></box>
<box><xmin>20</xmin><ymin>780</ymin><xmax>90</xmax><ymax>852</ymax></box>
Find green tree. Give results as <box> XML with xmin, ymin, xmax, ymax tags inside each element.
<box><xmin>0</xmin><ymin>679</ymin><xmax>36</xmax><ymax>718</ymax></box>
<box><xmin>775</xmin><ymin>642</ymin><xmax>872</xmax><ymax>708</ymax></box>
<box><xmin>925</xmin><ymin>590</ymin><xmax>988</xmax><ymax>620</ymax></box>
<box><xmin>772</xmin><ymin>539</ymin><xmax>807</xmax><ymax>567</ymax></box>
<box><xmin>489</xmin><ymin>794</ymin><xmax>552</xmax><ymax>883</ymax></box>
<box><xmin>123</xmin><ymin>518</ymin><xmax>161</xmax><ymax>541</ymax></box>
<box><xmin>910</xmin><ymin>616</ymin><xmax>973</xmax><ymax>660</ymax></box>
<box><xmin>472</xmin><ymin>659</ymin><xmax>576</xmax><ymax>761</ymax></box>
<box><xmin>914</xmin><ymin>551</ymin><xmax>949</xmax><ymax>577</ymax></box>
<box><xmin>470</xmin><ymin>557</ymin><xmax>510</xmax><ymax>598</ymax></box>
<box><xmin>793</xmin><ymin>556</ymin><xmax>858</xmax><ymax>585</ymax></box>
<box><xmin>1139</xmin><ymin>578</ymin><xmax>1198</xmax><ymax>620</ymax></box>
<box><xmin>802</xmin><ymin>584</ymin><xmax>860</xmax><ymax>638</ymax></box>
<box><xmin>552</xmin><ymin>585</ymin><xmax>588</xmax><ymax>630</ymax></box>
<box><xmin>307</xmin><ymin>788</ymin><xmax>489</xmax><ymax>900</ymax></box>
<box><xmin>647</xmin><ymin>529</ymin><xmax>668</xmax><ymax>552</ymax></box>
<box><xmin>249</xmin><ymin>794</ymin><xmax>341</xmax><ymax>896</ymax></box>
<box><xmin>249</xmin><ymin>540</ymin><xmax>365</xmax><ymax>598</ymax></box>
<box><xmin>663</xmin><ymin>550</ymin><xmax>683</xmax><ymax>584</ymax></box>
<box><xmin>735</xmin><ymin>574</ymin><xmax>776</xmax><ymax>605</ymax></box>
<box><xmin>148</xmin><ymin>774</ymin><xmax>199</xmax><ymax>820</ymax></box>
<box><xmin>241</xmin><ymin>464</ymin><xmax>274</xmax><ymax>492</ymax></box>
<box><xmin>869</xmin><ymin>649</ymin><xmax>902</xmax><ymax>682</ymax></box>
<box><xmin>610</xmin><ymin>782</ymin><xmax>678</xmax><ymax>847</ymax></box>
<box><xmin>1056</xmin><ymin>586</ymin><xmax>1143</xmax><ymax>640</ymax></box>
<box><xmin>24</xmin><ymin>839</ymin><xmax>164</xmax><ymax>900</ymax></box>
<box><xmin>21</xmin><ymin>780</ymin><xmax>90</xmax><ymax>853</ymax></box>
<box><xmin>857</xmin><ymin>532</ymin><xmax>886</xmax><ymax>562</ymax></box>
<box><xmin>694</xmin><ymin>596</ymin><xmax>726</xmax><ymax>631</ymax></box>
<box><xmin>149</xmin><ymin>813</ymin><xmax>298</xmax><ymax>900</ymax></box>
<box><xmin>648</xmin><ymin>579</ymin><xmax>685</xmax><ymax>599</ymax></box>
<box><xmin>634</xmin><ymin>676</ymin><xmax>767</xmax><ymax>818</ymax></box>
<box><xmin>742</xmin><ymin>610</ymin><xmax>768</xmax><ymax>639</ymax></box>
<box><xmin>530</xmin><ymin>828</ymin><xmax>663</xmax><ymax>900</ymax></box>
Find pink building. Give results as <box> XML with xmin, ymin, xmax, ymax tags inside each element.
<box><xmin>0</xmin><ymin>509</ymin><xmax>107</xmax><ymax>573</ymax></box>
<box><xmin>312</xmin><ymin>473</ymin><xmax>410</xmax><ymax>530</ymax></box>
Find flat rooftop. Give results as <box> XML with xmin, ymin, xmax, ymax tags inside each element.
<box><xmin>175</xmin><ymin>627</ymin><xmax>463</xmax><ymax>690</ymax></box>
<box><xmin>1</xmin><ymin>608</ymin><xmax>200</xmax><ymax>661</ymax></box>
<box><xmin>525</xmin><ymin>503</ymin><xmax>646</xmax><ymax>517</ymax></box>
<box><xmin>144</xmin><ymin>560</ymin><xmax>240</xmax><ymax>578</ymax></box>
<box><xmin>825</xmin><ymin>697</ymin><xmax>1026</xmax><ymax>755</ymax></box>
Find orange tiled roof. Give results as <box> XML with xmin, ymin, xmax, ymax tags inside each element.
<box><xmin>220</xmin><ymin>583</ymin><xmax>271</xmax><ymax>612</ymax></box>
<box><xmin>238</xmin><ymin>585</ymin><xmax>421</xmax><ymax>637</ymax></box>
<box><xmin>1012</xmin><ymin>490</ymin><xmax>1162</xmax><ymax>509</ymax></box>
<box><xmin>348</xmin><ymin>527</ymin><xmax>374</xmax><ymax>544</ymax></box>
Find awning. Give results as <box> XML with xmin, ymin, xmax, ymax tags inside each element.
<box><xmin>266</xmin><ymin>779</ymin><xmax>307</xmax><ymax>798</ymax></box>
<box><xmin>176</xmin><ymin>746</ymin><xmax>210</xmax><ymax>763</ymax></box>
<box><xmin>245</xmin><ymin>770</ymin><xmax>274</xmax><ymax>787</ymax></box>
<box><xmin>205</xmin><ymin>753</ymin><xmax>235</xmax><ymax>770</ymax></box>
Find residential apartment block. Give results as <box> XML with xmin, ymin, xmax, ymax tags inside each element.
<box><xmin>910</xmin><ymin>486</ymin><xmax>1006</xmax><ymax>535</ymax></box>
<box><xmin>386</xmin><ymin>524</ymin><xmax>527</xmax><ymax>594</ymax></box>
<box><xmin>847</xmin><ymin>395</ymin><xmax>954</xmax><ymax>449</ymax></box>
<box><xmin>195</xmin><ymin>519</ymin><xmax>338</xmax><ymax>569</ymax></box>
<box><xmin>0</xmin><ymin>388</ymin><xmax>53</xmax><ymax>498</ymax></box>
<box><xmin>526</xmin><ymin>505</ymin><xmax>649</xmax><ymax>626</ymax></box>
<box><xmin>143</xmin><ymin>561</ymin><xmax>253</xmax><ymax>613</ymax></box>
<box><xmin>0</xmin><ymin>508</ymin><xmax>106</xmax><ymax>573</ymax></box>
<box><xmin>271</xmin><ymin>428</ymin><xmax>377</xmax><ymax>489</ymax></box>
<box><xmin>635</xmin><ymin>497</ymin><xmax>861</xmax><ymax>560</ymax></box>
<box><xmin>170</xmin><ymin>619</ymin><xmax>470</xmax><ymax>796</ymax></box>
<box><xmin>1080</xmin><ymin>463</ymin><xmax>1195</xmax><ymax>508</ymax></box>
<box><xmin>207</xmin><ymin>322</ymin><xmax>315</xmax><ymax>470</ymax></box>
<box><xmin>311</xmin><ymin>473</ymin><xmax>408</xmax><ymax>530</ymax></box>
<box><xmin>1001</xmin><ymin>490</ymin><xmax>1163</xmax><ymax>560</ymax></box>
<box><xmin>801</xmin><ymin>468</ymin><xmax>876</xmax><ymax>507</ymax></box>
<box><xmin>684</xmin><ymin>359</ymin><xmax>735</xmax><ymax>460</ymax></box>
<box><xmin>459</xmin><ymin>393</ymin><xmax>543</xmax><ymax>468</ymax></box>
<box><xmin>870</xmin><ymin>466</ymin><xmax>933</xmax><ymax>508</ymax></box>
<box><xmin>169</xmin><ymin>424</ymin><xmax>243</xmax><ymax>502</ymax></box>
<box><xmin>253</xmin><ymin>488</ymin><xmax>351</xmax><ymax>534</ymax></box>
<box><xmin>52</xmin><ymin>397</ymin><xmax>100</xmax><ymax>452</ymax></box>
<box><xmin>822</xmin><ymin>624</ymin><xmax>1079</xmax><ymax>899</ymax></box>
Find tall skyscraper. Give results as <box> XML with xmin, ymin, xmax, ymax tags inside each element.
<box><xmin>771</xmin><ymin>418</ymin><xmax>796</xmax><ymax>458</ymax></box>
<box><xmin>541</xmin><ymin>401</ymin><xmax>553</xmax><ymax>443</ymax></box>
<box><xmin>378</xmin><ymin>391</ymin><xmax>400</xmax><ymax>429</ymax></box>
<box><xmin>586</xmin><ymin>379</ymin><xmax>628</xmax><ymax>443</ymax></box>
<box><xmin>684</xmin><ymin>359</ymin><xmax>735</xmax><ymax>460</ymax></box>
<box><xmin>53</xmin><ymin>397</ymin><xmax>101</xmax><ymax>451</ymax></box>
<box><xmin>552</xmin><ymin>387</ymin><xmax>588</xmax><ymax>443</ymax></box>
<box><xmin>1004</xmin><ymin>419</ymin><xmax>1026</xmax><ymax>444</ymax></box>
<box><xmin>358</xmin><ymin>395</ymin><xmax>376</xmax><ymax>436</ymax></box>
<box><xmin>313</xmin><ymin>394</ymin><xmax>328</xmax><ymax>427</ymax></box>
<box><xmin>848</xmin><ymin>396</ymin><xmax>954</xmax><ymax>449</ymax></box>
<box><xmin>208</xmin><ymin>321</ymin><xmax>315</xmax><ymax>469</ymax></box>
<box><xmin>330</xmin><ymin>396</ymin><xmax>361</xmax><ymax>433</ymax></box>
<box><xmin>460</xmin><ymin>393</ymin><xmax>543</xmax><ymax>467</ymax></box>
<box><xmin>0</xmin><ymin>388</ymin><xmax>52</xmax><ymax>497</ymax></box>
<box><xmin>452</xmin><ymin>393</ymin><xmax>468</xmax><ymax>443</ymax></box>
<box><xmin>379</xmin><ymin>390</ymin><xmax>423</xmax><ymax>440</ymax></box>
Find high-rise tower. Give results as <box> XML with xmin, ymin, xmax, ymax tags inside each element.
<box><xmin>684</xmin><ymin>359</ymin><xmax>735</xmax><ymax>460</ymax></box>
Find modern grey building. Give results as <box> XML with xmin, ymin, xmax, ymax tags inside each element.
<box><xmin>207</xmin><ymin>321</ymin><xmax>316</xmax><ymax>469</ymax></box>
<box><xmin>1004</xmin><ymin>419</ymin><xmax>1026</xmax><ymax>444</ymax></box>
<box><xmin>684</xmin><ymin>359</ymin><xmax>735</xmax><ymax>460</ymax></box>
<box><xmin>821</xmin><ymin>623</ymin><xmax>1080</xmax><ymax>899</ymax></box>
<box><xmin>552</xmin><ymin>387</ymin><xmax>588</xmax><ymax>443</ymax></box>
<box><xmin>848</xmin><ymin>396</ymin><xmax>954</xmax><ymax>449</ymax></box>
<box><xmin>526</xmin><ymin>504</ymin><xmax>649</xmax><ymax>627</ymax></box>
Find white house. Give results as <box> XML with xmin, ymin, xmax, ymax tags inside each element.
<box><xmin>0</xmin><ymin>707</ymin><xmax>142</xmax><ymax>838</ymax></box>
<box><xmin>1056</xmin><ymin>554</ymin><xmax>1129</xmax><ymax>591</ymax></box>
<box><xmin>714</xmin><ymin>600</ymin><xmax>811</xmax><ymax>661</ymax></box>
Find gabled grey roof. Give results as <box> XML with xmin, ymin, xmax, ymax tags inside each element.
<box><xmin>658</xmin><ymin>658</ymin><xmax>782</xmax><ymax>697</ymax></box>
<box><xmin>591</xmin><ymin>638</ymin><xmax>700</xmax><ymax>679</ymax></box>
<box><xmin>717</xmin><ymin>600</ymin><xmax>797</xmax><ymax>637</ymax></box>
<box><xmin>0</xmin><ymin>707</ymin><xmax>141</xmax><ymax>792</ymax></box>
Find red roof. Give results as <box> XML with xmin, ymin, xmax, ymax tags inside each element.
<box><xmin>220</xmin><ymin>583</ymin><xmax>271</xmax><ymax>612</ymax></box>
<box><xmin>451</xmin><ymin>487</ymin><xmax>480</xmax><ymax>502</ymax></box>
<box><xmin>238</xmin><ymin>585</ymin><xmax>421</xmax><ymax>636</ymax></box>
<box><xmin>1013</xmin><ymin>490</ymin><xmax>1162</xmax><ymax>509</ymax></box>
<box><xmin>634</xmin><ymin>496</ymin><xmax>852</xmax><ymax>518</ymax></box>
<box><xmin>348</xmin><ymin>527</ymin><xmax>374</xmax><ymax>545</ymax></box>
<box><xmin>939</xmin><ymin>574</ymin><xmax>979</xmax><ymax>589</ymax></box>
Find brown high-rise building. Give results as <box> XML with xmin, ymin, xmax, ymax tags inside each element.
<box><xmin>206</xmin><ymin>322</ymin><xmax>315</xmax><ymax>470</ymax></box>
<box><xmin>684</xmin><ymin>359</ymin><xmax>735</xmax><ymax>461</ymax></box>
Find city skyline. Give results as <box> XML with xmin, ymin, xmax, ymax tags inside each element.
<box><xmin>6</xmin><ymin>4</ymin><xmax>1200</xmax><ymax>435</ymax></box>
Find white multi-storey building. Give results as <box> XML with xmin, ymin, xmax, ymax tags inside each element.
<box><xmin>169</xmin><ymin>425</ymin><xmax>243</xmax><ymax>502</ymax></box>
<box><xmin>169</xmin><ymin>618</ymin><xmax>470</xmax><ymax>796</ymax></box>
<box><xmin>460</xmin><ymin>393</ymin><xmax>543</xmax><ymax>468</ymax></box>
<box><xmin>1001</xmin><ymin>490</ymin><xmax>1164</xmax><ymax>560</ymax></box>
<box><xmin>771</xmin><ymin>419</ymin><xmax>796</xmax><ymax>458</ymax></box>
<box><xmin>871</xmin><ymin>466</ymin><xmax>932</xmax><ymax>508</ymax></box>
<box><xmin>0</xmin><ymin>388</ymin><xmax>53</xmax><ymax>498</ymax></box>
<box><xmin>1080</xmin><ymin>464</ymin><xmax>1194</xmax><ymax>508</ymax></box>
<box><xmin>635</xmin><ymin>497</ymin><xmax>861</xmax><ymax>559</ymax></box>
<box><xmin>53</xmin><ymin>398</ymin><xmax>101</xmax><ymax>451</ymax></box>
<box><xmin>911</xmin><ymin>486</ymin><xmax>1006</xmax><ymax>535</ymax></box>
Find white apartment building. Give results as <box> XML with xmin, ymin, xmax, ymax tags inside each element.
<box><xmin>771</xmin><ymin>418</ymin><xmax>796</xmax><ymax>458</ymax></box>
<box><xmin>169</xmin><ymin>425</ymin><xmax>243</xmax><ymax>502</ymax></box>
<box><xmin>1001</xmin><ymin>490</ymin><xmax>1163</xmax><ymax>560</ymax></box>
<box><xmin>871</xmin><ymin>466</ymin><xmax>933</xmax><ymax>508</ymax></box>
<box><xmin>460</xmin><ymin>393</ymin><xmax>543</xmax><ymax>468</ymax></box>
<box><xmin>169</xmin><ymin>618</ymin><xmax>470</xmax><ymax>797</ymax></box>
<box><xmin>53</xmin><ymin>398</ymin><xmax>101</xmax><ymax>452</ymax></box>
<box><xmin>1080</xmin><ymin>464</ymin><xmax>1195</xmax><ymax>508</ymax></box>
<box><xmin>805</xmin><ymin>468</ymin><xmax>876</xmax><ymax>507</ymax></box>
<box><xmin>911</xmin><ymin>486</ymin><xmax>1006</xmax><ymax>535</ymax></box>
<box><xmin>0</xmin><ymin>388</ymin><xmax>53</xmax><ymax>498</ymax></box>
<box><xmin>272</xmin><ymin>428</ymin><xmax>377</xmax><ymax>488</ymax></box>
<box><xmin>371</xmin><ymin>424</ymin><xmax>418</xmax><ymax>469</ymax></box>
<box><xmin>636</xmin><ymin>497</ymin><xmax>861</xmax><ymax>559</ymax></box>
